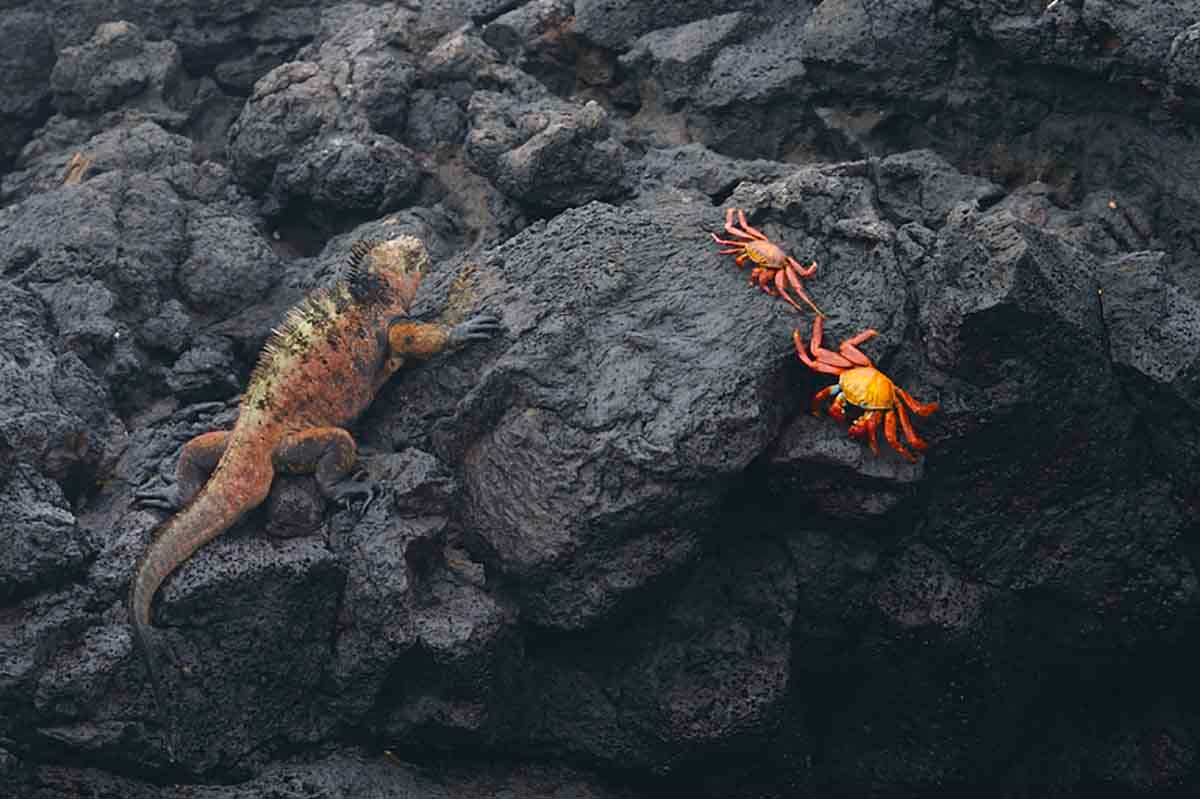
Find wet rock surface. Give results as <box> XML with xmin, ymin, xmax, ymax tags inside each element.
<box><xmin>2</xmin><ymin>1</ymin><xmax>1200</xmax><ymax>797</ymax></box>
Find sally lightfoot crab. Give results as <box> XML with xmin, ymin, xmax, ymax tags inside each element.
<box><xmin>711</xmin><ymin>207</ymin><xmax>824</xmax><ymax>316</ymax></box>
<box><xmin>793</xmin><ymin>317</ymin><xmax>938</xmax><ymax>462</ymax></box>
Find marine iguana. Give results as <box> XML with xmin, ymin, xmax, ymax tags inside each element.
<box><xmin>129</xmin><ymin>235</ymin><xmax>499</xmax><ymax>756</ymax></box>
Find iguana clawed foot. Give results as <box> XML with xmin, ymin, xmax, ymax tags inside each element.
<box><xmin>133</xmin><ymin>479</ymin><xmax>183</xmax><ymax>513</ymax></box>
<box><xmin>330</xmin><ymin>469</ymin><xmax>385</xmax><ymax>513</ymax></box>
<box><xmin>448</xmin><ymin>312</ymin><xmax>502</xmax><ymax>346</ymax></box>
<box><xmin>138</xmin><ymin>472</ymin><xmax>383</xmax><ymax>516</ymax></box>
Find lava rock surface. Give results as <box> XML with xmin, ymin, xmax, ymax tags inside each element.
<box><xmin>3</xmin><ymin>1</ymin><xmax>1200</xmax><ymax>797</ymax></box>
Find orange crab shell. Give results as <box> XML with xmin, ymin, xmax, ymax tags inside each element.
<box><xmin>793</xmin><ymin>318</ymin><xmax>939</xmax><ymax>461</ymax></box>
<box><xmin>837</xmin><ymin>366</ymin><xmax>897</xmax><ymax>410</ymax></box>
<box><xmin>737</xmin><ymin>239</ymin><xmax>789</xmax><ymax>270</ymax></box>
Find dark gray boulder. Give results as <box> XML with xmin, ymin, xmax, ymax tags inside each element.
<box><xmin>227</xmin><ymin>61</ymin><xmax>420</xmax><ymax>220</ymax></box>
<box><xmin>0</xmin><ymin>10</ymin><xmax>54</xmax><ymax>166</ymax></box>
<box><xmin>465</xmin><ymin>92</ymin><xmax>628</xmax><ymax>211</ymax></box>
<box><xmin>50</xmin><ymin>22</ymin><xmax>183</xmax><ymax>118</ymax></box>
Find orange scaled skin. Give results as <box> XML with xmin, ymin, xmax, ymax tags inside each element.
<box><xmin>710</xmin><ymin>207</ymin><xmax>824</xmax><ymax>316</ymax></box>
<box><xmin>792</xmin><ymin>317</ymin><xmax>938</xmax><ymax>462</ymax></box>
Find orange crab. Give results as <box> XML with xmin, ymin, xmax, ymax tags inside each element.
<box><xmin>711</xmin><ymin>207</ymin><xmax>823</xmax><ymax>316</ymax></box>
<box><xmin>793</xmin><ymin>317</ymin><xmax>938</xmax><ymax>462</ymax></box>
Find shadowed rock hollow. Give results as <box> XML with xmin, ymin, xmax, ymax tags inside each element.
<box><xmin>2</xmin><ymin>1</ymin><xmax>1200</xmax><ymax>797</ymax></box>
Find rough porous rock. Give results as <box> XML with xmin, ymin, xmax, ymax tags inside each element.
<box><xmin>0</xmin><ymin>10</ymin><xmax>55</xmax><ymax>166</ymax></box>
<box><xmin>4</xmin><ymin>1</ymin><xmax>1200</xmax><ymax>798</ymax></box>
<box><xmin>0</xmin><ymin>464</ymin><xmax>92</xmax><ymax>604</ymax></box>
<box><xmin>0</xmin><ymin>282</ymin><xmax>121</xmax><ymax>483</ymax></box>
<box><xmin>465</xmin><ymin>92</ymin><xmax>628</xmax><ymax>211</ymax></box>
<box><xmin>2</xmin><ymin>119</ymin><xmax>197</xmax><ymax>205</ymax></box>
<box><xmin>1169</xmin><ymin>23</ymin><xmax>1200</xmax><ymax>96</ymax></box>
<box><xmin>574</xmin><ymin>0</ymin><xmax>751</xmax><ymax>51</ymax></box>
<box><xmin>6</xmin><ymin>752</ymin><xmax>640</xmax><ymax>799</ymax></box>
<box><xmin>227</xmin><ymin>60</ymin><xmax>419</xmax><ymax>221</ymax></box>
<box><xmin>50</xmin><ymin>22</ymin><xmax>183</xmax><ymax>118</ymax></box>
<box><xmin>482</xmin><ymin>0</ymin><xmax>577</xmax><ymax>90</ymax></box>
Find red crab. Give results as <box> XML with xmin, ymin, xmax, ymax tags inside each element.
<box><xmin>710</xmin><ymin>207</ymin><xmax>824</xmax><ymax>316</ymax></box>
<box><xmin>793</xmin><ymin>316</ymin><xmax>938</xmax><ymax>462</ymax></box>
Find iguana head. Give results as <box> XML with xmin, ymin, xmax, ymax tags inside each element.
<box><xmin>347</xmin><ymin>235</ymin><xmax>430</xmax><ymax>308</ymax></box>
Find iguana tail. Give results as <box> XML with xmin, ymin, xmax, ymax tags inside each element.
<box><xmin>128</xmin><ymin>459</ymin><xmax>272</xmax><ymax>759</ymax></box>
<box><xmin>129</xmin><ymin>607</ymin><xmax>177</xmax><ymax>759</ymax></box>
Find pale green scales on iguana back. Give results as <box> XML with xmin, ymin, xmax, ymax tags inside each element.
<box><xmin>129</xmin><ymin>235</ymin><xmax>500</xmax><ymax>757</ymax></box>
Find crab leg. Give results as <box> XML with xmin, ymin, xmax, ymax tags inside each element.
<box><xmin>838</xmin><ymin>329</ymin><xmax>879</xmax><ymax>367</ymax></box>
<box><xmin>793</xmin><ymin>329</ymin><xmax>843</xmax><ymax>375</ymax></box>
<box><xmin>884</xmin><ymin>411</ymin><xmax>917</xmax><ymax>462</ymax></box>
<box><xmin>865</xmin><ymin>410</ymin><xmax>881</xmax><ymax>455</ymax></box>
<box><xmin>787</xmin><ymin>256</ymin><xmax>818</xmax><ymax>278</ymax></box>
<box><xmin>811</xmin><ymin>384</ymin><xmax>836</xmax><ymax>416</ymax></box>
<box><xmin>897</xmin><ymin>388</ymin><xmax>938</xmax><ymax>416</ymax></box>
<box><xmin>780</xmin><ymin>264</ymin><xmax>824</xmax><ymax>316</ymax></box>
<box><xmin>774</xmin><ymin>269</ymin><xmax>822</xmax><ymax>316</ymax></box>
<box><xmin>722</xmin><ymin>208</ymin><xmax>763</xmax><ymax>240</ymax></box>
<box><xmin>894</xmin><ymin>401</ymin><xmax>930</xmax><ymax>451</ymax></box>
<box><xmin>711</xmin><ymin>234</ymin><xmax>749</xmax><ymax>247</ymax></box>
<box><xmin>775</xmin><ymin>285</ymin><xmax>809</xmax><ymax>314</ymax></box>
<box><xmin>756</xmin><ymin>270</ymin><xmax>782</xmax><ymax>299</ymax></box>
<box><xmin>734</xmin><ymin>209</ymin><xmax>769</xmax><ymax>240</ymax></box>
<box><xmin>808</xmin><ymin>317</ymin><xmax>855</xmax><ymax>368</ymax></box>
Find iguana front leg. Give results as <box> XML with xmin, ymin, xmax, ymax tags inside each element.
<box><xmin>385</xmin><ymin>313</ymin><xmax>502</xmax><ymax>368</ymax></box>
<box><xmin>135</xmin><ymin>431</ymin><xmax>230</xmax><ymax>511</ymax></box>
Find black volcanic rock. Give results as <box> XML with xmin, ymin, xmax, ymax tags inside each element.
<box><xmin>465</xmin><ymin>92</ymin><xmax>628</xmax><ymax>211</ymax></box>
<box><xmin>50</xmin><ymin>21</ymin><xmax>183</xmax><ymax>118</ymax></box>
<box><xmin>0</xmin><ymin>10</ymin><xmax>54</xmax><ymax>166</ymax></box>
<box><xmin>3</xmin><ymin>2</ymin><xmax>1200</xmax><ymax>798</ymax></box>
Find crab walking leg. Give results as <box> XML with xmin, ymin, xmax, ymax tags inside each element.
<box><xmin>787</xmin><ymin>256</ymin><xmax>818</xmax><ymax>278</ymax></box>
<box><xmin>838</xmin><ymin>329</ymin><xmax>879</xmax><ymax>366</ymax></box>
<box><xmin>793</xmin><ymin>329</ymin><xmax>844</xmax><ymax>375</ymax></box>
<box><xmin>894</xmin><ymin>401</ymin><xmax>930</xmax><ymax>451</ymax></box>
<box><xmin>754</xmin><ymin>269</ymin><xmax>785</xmax><ymax>300</ymax></box>
<box><xmin>897</xmin><ymin>387</ymin><xmax>939</xmax><ymax>417</ymax></box>
<box><xmin>884</xmin><ymin>411</ymin><xmax>917</xmax><ymax>462</ymax></box>
<box><xmin>779</xmin><ymin>264</ymin><xmax>825</xmax><ymax>316</ymax></box>
<box><xmin>723</xmin><ymin>208</ymin><xmax>764</xmax><ymax>240</ymax></box>
<box><xmin>807</xmin><ymin>317</ymin><xmax>855</xmax><ymax>368</ymax></box>
<box><xmin>865</xmin><ymin>411</ymin><xmax>882</xmax><ymax>455</ymax></box>
<box><xmin>772</xmin><ymin>268</ymin><xmax>818</xmax><ymax>314</ymax></box>
<box><xmin>734</xmin><ymin>209</ymin><xmax>770</xmax><ymax>240</ymax></box>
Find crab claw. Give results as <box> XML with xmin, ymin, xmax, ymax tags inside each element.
<box><xmin>828</xmin><ymin>393</ymin><xmax>848</xmax><ymax>423</ymax></box>
<box><xmin>811</xmin><ymin>385</ymin><xmax>836</xmax><ymax>416</ymax></box>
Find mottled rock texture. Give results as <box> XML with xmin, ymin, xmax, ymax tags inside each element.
<box><xmin>2</xmin><ymin>2</ymin><xmax>1200</xmax><ymax>797</ymax></box>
